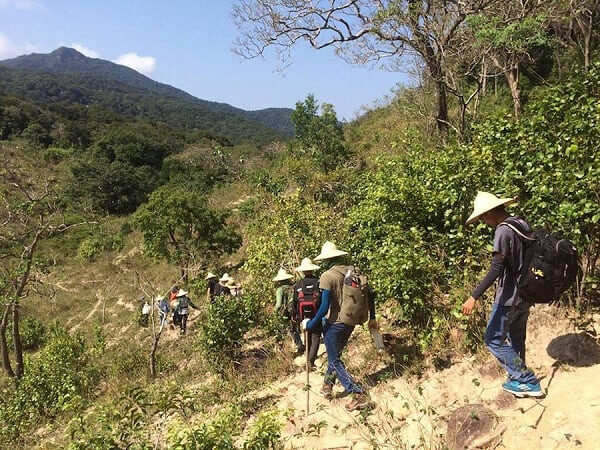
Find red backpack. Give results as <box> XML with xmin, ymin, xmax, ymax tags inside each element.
<box><xmin>296</xmin><ymin>278</ymin><xmax>320</xmax><ymax>321</ymax></box>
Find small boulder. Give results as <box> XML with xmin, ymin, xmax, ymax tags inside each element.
<box><xmin>446</xmin><ymin>403</ymin><xmax>501</xmax><ymax>449</ymax></box>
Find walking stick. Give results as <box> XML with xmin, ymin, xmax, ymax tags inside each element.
<box><xmin>305</xmin><ymin>329</ymin><xmax>310</xmax><ymax>415</ymax></box>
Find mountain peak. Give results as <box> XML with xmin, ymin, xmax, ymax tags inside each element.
<box><xmin>51</xmin><ymin>46</ymin><xmax>87</xmax><ymax>58</ymax></box>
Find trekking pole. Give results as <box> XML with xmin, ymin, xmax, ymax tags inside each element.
<box><xmin>305</xmin><ymin>329</ymin><xmax>310</xmax><ymax>415</ymax></box>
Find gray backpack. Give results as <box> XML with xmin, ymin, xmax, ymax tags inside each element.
<box><xmin>336</xmin><ymin>266</ymin><xmax>370</xmax><ymax>326</ymax></box>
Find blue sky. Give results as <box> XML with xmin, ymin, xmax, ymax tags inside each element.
<box><xmin>0</xmin><ymin>0</ymin><xmax>410</xmax><ymax>119</ymax></box>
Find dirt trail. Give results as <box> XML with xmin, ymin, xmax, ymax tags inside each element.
<box><xmin>244</xmin><ymin>307</ymin><xmax>600</xmax><ymax>449</ymax></box>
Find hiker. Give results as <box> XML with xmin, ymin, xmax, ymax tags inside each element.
<box><xmin>303</xmin><ymin>241</ymin><xmax>377</xmax><ymax>411</ymax></box>
<box><xmin>273</xmin><ymin>268</ymin><xmax>305</xmax><ymax>354</ymax></box>
<box><xmin>216</xmin><ymin>273</ymin><xmax>232</xmax><ymax>297</ymax></box>
<box><xmin>175</xmin><ymin>289</ymin><xmax>198</xmax><ymax>334</ymax></box>
<box><xmin>206</xmin><ymin>272</ymin><xmax>218</xmax><ymax>303</ymax></box>
<box><xmin>140</xmin><ymin>298</ymin><xmax>150</xmax><ymax>327</ymax></box>
<box><xmin>156</xmin><ymin>295</ymin><xmax>170</xmax><ymax>331</ymax></box>
<box><xmin>169</xmin><ymin>286</ymin><xmax>181</xmax><ymax>328</ymax></box>
<box><xmin>462</xmin><ymin>192</ymin><xmax>543</xmax><ymax>398</ymax></box>
<box><xmin>293</xmin><ymin>258</ymin><xmax>322</xmax><ymax>370</ymax></box>
<box><xmin>227</xmin><ymin>278</ymin><xmax>241</xmax><ymax>297</ymax></box>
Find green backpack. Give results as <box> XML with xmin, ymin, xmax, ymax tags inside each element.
<box><xmin>336</xmin><ymin>266</ymin><xmax>370</xmax><ymax>326</ymax></box>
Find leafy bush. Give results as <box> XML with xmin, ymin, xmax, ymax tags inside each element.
<box><xmin>196</xmin><ymin>295</ymin><xmax>253</xmax><ymax>372</ymax></box>
<box><xmin>68</xmin><ymin>386</ymin><xmax>155</xmax><ymax>449</ymax></box>
<box><xmin>77</xmin><ymin>232</ymin><xmax>124</xmax><ymax>262</ymax></box>
<box><xmin>0</xmin><ymin>325</ymin><xmax>98</xmax><ymax>443</ymax></box>
<box><xmin>167</xmin><ymin>405</ymin><xmax>243</xmax><ymax>450</ymax></box>
<box><xmin>6</xmin><ymin>316</ymin><xmax>46</xmax><ymax>351</ymax></box>
<box><xmin>243</xmin><ymin>411</ymin><xmax>283</xmax><ymax>450</ymax></box>
<box><xmin>43</xmin><ymin>146</ymin><xmax>72</xmax><ymax>163</ymax></box>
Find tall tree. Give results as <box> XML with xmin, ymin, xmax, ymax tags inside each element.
<box><xmin>290</xmin><ymin>94</ymin><xmax>347</xmax><ymax>174</ymax></box>
<box><xmin>133</xmin><ymin>186</ymin><xmax>241</xmax><ymax>281</ymax></box>
<box><xmin>469</xmin><ymin>1</ymin><xmax>551</xmax><ymax>117</ymax></box>
<box><xmin>233</xmin><ymin>0</ymin><xmax>499</xmax><ymax>133</ymax></box>
<box><xmin>552</xmin><ymin>0</ymin><xmax>600</xmax><ymax>71</ymax></box>
<box><xmin>0</xmin><ymin>168</ymin><xmax>88</xmax><ymax>380</ymax></box>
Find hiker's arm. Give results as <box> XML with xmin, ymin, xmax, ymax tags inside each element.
<box><xmin>275</xmin><ymin>288</ymin><xmax>283</xmax><ymax>311</ymax></box>
<box><xmin>471</xmin><ymin>253</ymin><xmax>506</xmax><ymax>299</ymax></box>
<box><xmin>307</xmin><ymin>289</ymin><xmax>330</xmax><ymax>330</ymax></box>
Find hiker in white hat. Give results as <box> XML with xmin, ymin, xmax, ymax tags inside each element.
<box><xmin>174</xmin><ymin>289</ymin><xmax>198</xmax><ymax>335</ymax></box>
<box><xmin>205</xmin><ymin>272</ymin><xmax>218</xmax><ymax>303</ymax></box>
<box><xmin>273</xmin><ymin>268</ymin><xmax>304</xmax><ymax>354</ymax></box>
<box><xmin>293</xmin><ymin>258</ymin><xmax>322</xmax><ymax>370</ymax></box>
<box><xmin>216</xmin><ymin>273</ymin><xmax>232</xmax><ymax>297</ymax></box>
<box><xmin>226</xmin><ymin>278</ymin><xmax>242</xmax><ymax>297</ymax></box>
<box><xmin>303</xmin><ymin>241</ymin><xmax>378</xmax><ymax>412</ymax></box>
<box><xmin>462</xmin><ymin>191</ymin><xmax>543</xmax><ymax>398</ymax></box>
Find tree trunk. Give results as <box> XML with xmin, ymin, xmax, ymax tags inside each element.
<box><xmin>435</xmin><ymin>77</ymin><xmax>449</xmax><ymax>132</ymax></box>
<box><xmin>149</xmin><ymin>332</ymin><xmax>161</xmax><ymax>378</ymax></box>
<box><xmin>422</xmin><ymin>45</ymin><xmax>449</xmax><ymax>133</ymax></box>
<box><xmin>505</xmin><ymin>65</ymin><xmax>522</xmax><ymax>118</ymax></box>
<box><xmin>0</xmin><ymin>304</ymin><xmax>15</xmax><ymax>378</ymax></box>
<box><xmin>583</xmin><ymin>27</ymin><xmax>591</xmax><ymax>71</ymax></box>
<box><xmin>12</xmin><ymin>301</ymin><xmax>23</xmax><ymax>379</ymax></box>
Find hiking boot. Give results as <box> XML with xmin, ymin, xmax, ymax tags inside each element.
<box><xmin>345</xmin><ymin>393</ymin><xmax>370</xmax><ymax>412</ymax></box>
<box><xmin>502</xmin><ymin>380</ymin><xmax>544</xmax><ymax>398</ymax></box>
<box><xmin>320</xmin><ymin>384</ymin><xmax>333</xmax><ymax>400</ymax></box>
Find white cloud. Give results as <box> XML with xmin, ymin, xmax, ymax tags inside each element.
<box><xmin>0</xmin><ymin>0</ymin><xmax>43</xmax><ymax>11</ymax></box>
<box><xmin>114</xmin><ymin>52</ymin><xmax>156</xmax><ymax>75</ymax></box>
<box><xmin>70</xmin><ymin>43</ymin><xmax>99</xmax><ymax>58</ymax></box>
<box><xmin>0</xmin><ymin>33</ymin><xmax>38</xmax><ymax>59</ymax></box>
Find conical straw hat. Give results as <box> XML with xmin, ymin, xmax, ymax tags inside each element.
<box><xmin>466</xmin><ymin>191</ymin><xmax>517</xmax><ymax>224</ymax></box>
<box><xmin>272</xmin><ymin>268</ymin><xmax>293</xmax><ymax>282</ymax></box>
<box><xmin>295</xmin><ymin>257</ymin><xmax>321</xmax><ymax>273</ymax></box>
<box><xmin>176</xmin><ymin>289</ymin><xmax>188</xmax><ymax>297</ymax></box>
<box><xmin>314</xmin><ymin>241</ymin><xmax>348</xmax><ymax>261</ymax></box>
<box><xmin>219</xmin><ymin>273</ymin><xmax>231</xmax><ymax>282</ymax></box>
<box><xmin>205</xmin><ymin>272</ymin><xmax>217</xmax><ymax>280</ymax></box>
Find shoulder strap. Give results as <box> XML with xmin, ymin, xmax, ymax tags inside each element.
<box><xmin>499</xmin><ymin>220</ymin><xmax>536</xmax><ymax>242</ymax></box>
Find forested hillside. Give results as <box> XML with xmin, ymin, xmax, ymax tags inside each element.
<box><xmin>0</xmin><ymin>1</ymin><xmax>599</xmax><ymax>448</ymax></box>
<box><xmin>0</xmin><ymin>47</ymin><xmax>294</xmax><ymax>143</ymax></box>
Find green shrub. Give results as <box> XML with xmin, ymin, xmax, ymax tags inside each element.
<box><xmin>196</xmin><ymin>295</ymin><xmax>253</xmax><ymax>372</ymax></box>
<box><xmin>77</xmin><ymin>232</ymin><xmax>124</xmax><ymax>262</ymax></box>
<box><xmin>43</xmin><ymin>146</ymin><xmax>73</xmax><ymax>162</ymax></box>
<box><xmin>167</xmin><ymin>405</ymin><xmax>243</xmax><ymax>450</ymax></box>
<box><xmin>0</xmin><ymin>325</ymin><xmax>98</xmax><ymax>443</ymax></box>
<box><xmin>68</xmin><ymin>386</ymin><xmax>154</xmax><ymax>449</ymax></box>
<box><xmin>5</xmin><ymin>316</ymin><xmax>46</xmax><ymax>351</ymax></box>
<box><xmin>243</xmin><ymin>411</ymin><xmax>283</xmax><ymax>450</ymax></box>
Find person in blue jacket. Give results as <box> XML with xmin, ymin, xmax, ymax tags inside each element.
<box><xmin>302</xmin><ymin>241</ymin><xmax>378</xmax><ymax>412</ymax></box>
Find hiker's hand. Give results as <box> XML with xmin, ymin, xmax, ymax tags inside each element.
<box><xmin>301</xmin><ymin>319</ymin><xmax>310</xmax><ymax>331</ymax></box>
<box><xmin>462</xmin><ymin>296</ymin><xmax>476</xmax><ymax>315</ymax></box>
<box><xmin>368</xmin><ymin>319</ymin><xmax>378</xmax><ymax>330</ymax></box>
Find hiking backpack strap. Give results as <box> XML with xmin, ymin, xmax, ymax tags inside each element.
<box><xmin>500</xmin><ymin>222</ymin><xmax>536</xmax><ymax>241</ymax></box>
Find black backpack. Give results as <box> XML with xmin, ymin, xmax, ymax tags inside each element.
<box><xmin>295</xmin><ymin>278</ymin><xmax>320</xmax><ymax>321</ymax></box>
<box><xmin>501</xmin><ymin>218</ymin><xmax>579</xmax><ymax>304</ymax></box>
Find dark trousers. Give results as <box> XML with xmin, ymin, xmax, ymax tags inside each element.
<box><xmin>289</xmin><ymin>321</ymin><xmax>304</xmax><ymax>352</ymax></box>
<box><xmin>306</xmin><ymin>323</ymin><xmax>322</xmax><ymax>365</ymax></box>
<box><xmin>180</xmin><ymin>313</ymin><xmax>188</xmax><ymax>333</ymax></box>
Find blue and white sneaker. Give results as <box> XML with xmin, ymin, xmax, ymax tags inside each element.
<box><xmin>502</xmin><ymin>380</ymin><xmax>545</xmax><ymax>398</ymax></box>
